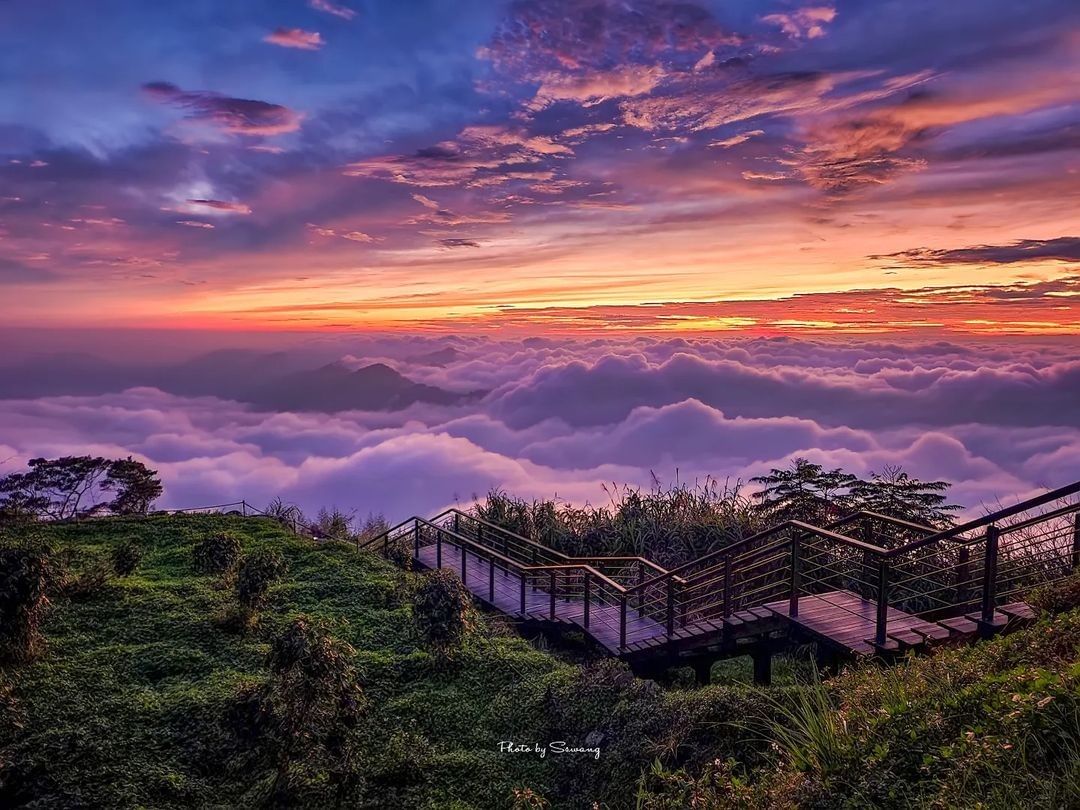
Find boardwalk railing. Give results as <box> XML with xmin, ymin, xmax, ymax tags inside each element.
<box><xmin>363</xmin><ymin>482</ymin><xmax>1080</xmax><ymax>652</ymax></box>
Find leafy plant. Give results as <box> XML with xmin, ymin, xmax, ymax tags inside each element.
<box><xmin>236</xmin><ymin>550</ymin><xmax>286</xmax><ymax>611</ymax></box>
<box><xmin>193</xmin><ymin>532</ymin><xmax>242</xmax><ymax>575</ymax></box>
<box><xmin>111</xmin><ymin>539</ymin><xmax>143</xmax><ymax>576</ymax></box>
<box><xmin>410</xmin><ymin>568</ymin><xmax>475</xmax><ymax>657</ymax></box>
<box><xmin>0</xmin><ymin>544</ymin><xmax>51</xmax><ymax>665</ymax></box>
<box><xmin>261</xmin><ymin>617</ymin><xmax>365</xmax><ymax>804</ymax></box>
<box><xmin>1028</xmin><ymin>569</ymin><xmax>1080</xmax><ymax>615</ymax></box>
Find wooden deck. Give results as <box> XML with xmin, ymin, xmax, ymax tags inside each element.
<box><xmin>413</xmin><ymin>535</ymin><xmax>1038</xmax><ymax>673</ymax></box>
<box><xmin>416</xmin><ymin>542</ymin><xmax>666</xmax><ymax>653</ymax></box>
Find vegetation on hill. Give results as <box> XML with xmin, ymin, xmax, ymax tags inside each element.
<box><xmin>0</xmin><ymin>513</ymin><xmax>786</xmax><ymax>808</ymax></box>
<box><xmin>0</xmin><ymin>462</ymin><xmax>1075</xmax><ymax>808</ymax></box>
<box><xmin>472</xmin><ymin>460</ymin><xmax>961</xmax><ymax>570</ymax></box>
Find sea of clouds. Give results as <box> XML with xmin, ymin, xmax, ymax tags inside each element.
<box><xmin>0</xmin><ymin>335</ymin><xmax>1076</xmax><ymax>522</ymax></box>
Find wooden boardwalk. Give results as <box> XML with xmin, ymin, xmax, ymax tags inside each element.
<box><xmin>416</xmin><ymin>543</ymin><xmax>666</xmax><ymax>652</ymax></box>
<box><xmin>416</xmin><ymin>540</ymin><xmax>1002</xmax><ymax>661</ymax></box>
<box><xmin>369</xmin><ymin>481</ymin><xmax>1079</xmax><ymax>682</ymax></box>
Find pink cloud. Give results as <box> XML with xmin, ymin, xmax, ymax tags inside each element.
<box><xmin>308</xmin><ymin>0</ymin><xmax>356</xmax><ymax>21</ymax></box>
<box><xmin>264</xmin><ymin>27</ymin><xmax>325</xmax><ymax>51</ymax></box>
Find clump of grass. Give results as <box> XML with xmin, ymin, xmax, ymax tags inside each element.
<box><xmin>1029</xmin><ymin>569</ymin><xmax>1080</xmax><ymax>615</ymax></box>
<box><xmin>760</xmin><ymin>680</ymin><xmax>849</xmax><ymax>775</ymax></box>
<box><xmin>192</xmin><ymin>532</ymin><xmax>242</xmax><ymax>575</ymax></box>
<box><xmin>111</xmin><ymin>538</ymin><xmax>143</xmax><ymax>576</ymax></box>
<box><xmin>0</xmin><ymin>545</ymin><xmax>51</xmax><ymax>665</ymax></box>
<box><xmin>410</xmin><ymin>569</ymin><xmax>475</xmax><ymax>660</ymax></box>
<box><xmin>473</xmin><ymin>476</ymin><xmax>758</xmax><ymax>568</ymax></box>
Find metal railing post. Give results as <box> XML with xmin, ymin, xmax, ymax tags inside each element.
<box><xmin>489</xmin><ymin>557</ymin><xmax>495</xmax><ymax>601</ymax></box>
<box><xmin>981</xmin><ymin>525</ymin><xmax>1000</xmax><ymax>625</ymax></box>
<box><xmin>549</xmin><ymin>571</ymin><xmax>556</xmax><ymax>619</ymax></box>
<box><xmin>520</xmin><ymin>574</ymin><xmax>526</xmax><ymax>614</ymax></box>
<box><xmin>241</xmin><ymin>500</ymin><xmax>248</xmax><ymax>517</ymax></box>
<box><xmin>619</xmin><ymin>596</ymin><xmax>627</xmax><ymax>648</ymax></box>
<box><xmin>461</xmin><ymin>543</ymin><xmax>467</xmax><ymax>584</ymax></box>
<box><xmin>1072</xmin><ymin>513</ymin><xmax>1080</xmax><ymax>570</ymax></box>
<box><xmin>723</xmin><ymin>555</ymin><xmax>733</xmax><ymax>618</ymax></box>
<box><xmin>789</xmin><ymin>533</ymin><xmax>801</xmax><ymax>618</ymax></box>
<box><xmin>453</xmin><ymin>512</ymin><xmax>460</xmax><ymax>534</ymax></box>
<box><xmin>637</xmin><ymin>564</ymin><xmax>645</xmax><ymax>616</ymax></box>
<box><xmin>435</xmin><ymin>526</ymin><xmax>442</xmax><ymax>569</ymax></box>
<box><xmin>665</xmin><ymin>578</ymin><xmax>675</xmax><ymax>638</ymax></box>
<box><xmin>875</xmin><ymin>557</ymin><xmax>889</xmax><ymax>646</ymax></box>
<box><xmin>413</xmin><ymin>523</ymin><xmax>421</xmax><ymax>561</ymax></box>
<box><xmin>583</xmin><ymin>573</ymin><xmax>591</xmax><ymax>629</ymax></box>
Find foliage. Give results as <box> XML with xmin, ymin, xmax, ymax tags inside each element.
<box><xmin>1029</xmin><ymin>569</ymin><xmax>1080</xmax><ymax>615</ymax></box>
<box><xmin>0</xmin><ymin>544</ymin><xmax>51</xmax><ymax>665</ymax></box>
<box><xmin>510</xmin><ymin>786</ymin><xmax>551</xmax><ymax>809</ymax></box>
<box><xmin>475</xmin><ymin>477</ymin><xmax>758</xmax><ymax>568</ymax></box>
<box><xmin>637</xmin><ymin>612</ymin><xmax>1080</xmax><ymax>809</ymax></box>
<box><xmin>111</xmin><ymin>539</ymin><xmax>143</xmax><ymax>576</ymax></box>
<box><xmin>192</xmin><ymin>532</ymin><xmax>242</xmax><ymax>575</ymax></box>
<box><xmin>410</xmin><ymin>569</ymin><xmax>475</xmax><ymax>657</ymax></box>
<box><xmin>259</xmin><ymin>617</ymin><xmax>365</xmax><ymax>804</ymax></box>
<box><xmin>235</xmin><ymin>549</ymin><xmax>286</xmax><ymax>611</ymax></box>
<box><xmin>56</xmin><ymin>558</ymin><xmax>111</xmax><ymax>601</ymax></box>
<box><xmin>752</xmin><ymin>459</ymin><xmax>959</xmax><ymax>529</ymax></box>
<box><xmin>0</xmin><ymin>456</ymin><xmax>162</xmax><ymax>521</ymax></box>
<box><xmin>100</xmin><ymin>458</ymin><xmax>163</xmax><ymax>516</ymax></box>
<box><xmin>314</xmin><ymin>507</ymin><xmax>354</xmax><ymax>541</ymax></box>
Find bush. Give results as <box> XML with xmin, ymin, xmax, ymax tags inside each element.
<box><xmin>410</xmin><ymin>569</ymin><xmax>475</xmax><ymax>657</ymax></box>
<box><xmin>193</xmin><ymin>532</ymin><xmax>242</xmax><ymax>575</ymax></box>
<box><xmin>111</xmin><ymin>539</ymin><xmax>143</xmax><ymax>576</ymax></box>
<box><xmin>57</xmin><ymin>561</ymin><xmax>111</xmax><ymax>601</ymax></box>
<box><xmin>0</xmin><ymin>546</ymin><xmax>51</xmax><ymax>665</ymax></box>
<box><xmin>236</xmin><ymin>550</ymin><xmax>286</xmax><ymax>611</ymax></box>
<box><xmin>261</xmin><ymin>617</ymin><xmax>365</xmax><ymax>804</ymax></box>
<box><xmin>1029</xmin><ymin>570</ymin><xmax>1080</xmax><ymax>615</ymax></box>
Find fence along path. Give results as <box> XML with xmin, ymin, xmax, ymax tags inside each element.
<box><xmin>364</xmin><ymin>482</ymin><xmax>1080</xmax><ymax>675</ymax></box>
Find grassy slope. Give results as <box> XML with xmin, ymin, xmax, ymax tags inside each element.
<box><xmin>1</xmin><ymin>514</ymin><xmax>579</xmax><ymax>808</ymax></box>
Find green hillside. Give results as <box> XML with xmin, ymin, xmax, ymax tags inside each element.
<box><xmin>1</xmin><ymin>514</ymin><xmax>1078</xmax><ymax>808</ymax></box>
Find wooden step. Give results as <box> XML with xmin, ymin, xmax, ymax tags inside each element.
<box><xmin>937</xmin><ymin>616</ymin><xmax>979</xmax><ymax>637</ymax></box>
<box><xmin>910</xmin><ymin>623</ymin><xmax>952</xmax><ymax>643</ymax></box>
<box><xmin>887</xmin><ymin>629</ymin><xmax>926</xmax><ymax>649</ymax></box>
<box><xmin>997</xmin><ymin>602</ymin><xmax>1037</xmax><ymax>621</ymax></box>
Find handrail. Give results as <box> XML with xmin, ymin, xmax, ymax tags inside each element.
<box><xmin>628</xmin><ymin>519</ymin><xmax>888</xmax><ymax>594</ymax></box>
<box><xmin>449</xmin><ymin>509</ymin><xmax>672</xmax><ymax>574</ymax></box>
<box><xmin>828</xmin><ymin>510</ymin><xmax>941</xmax><ymax>536</ymax></box>
<box><xmin>886</xmin><ymin>480</ymin><xmax>1080</xmax><ymax>557</ymax></box>
<box><xmin>364</xmin><ymin>507</ymin><xmax>674</xmax><ymax>577</ymax></box>
<box><xmin>410</xmin><ymin>517</ymin><xmax>628</xmax><ymax>593</ymax></box>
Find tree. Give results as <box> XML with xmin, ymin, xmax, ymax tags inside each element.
<box><xmin>0</xmin><ymin>456</ymin><xmax>163</xmax><ymax>521</ymax></box>
<box><xmin>751</xmin><ymin>459</ymin><xmax>858</xmax><ymax>525</ymax></box>
<box><xmin>849</xmin><ymin>465</ymin><xmax>959</xmax><ymax>528</ymax></box>
<box><xmin>101</xmin><ymin>457</ymin><xmax>162</xmax><ymax>515</ymax></box>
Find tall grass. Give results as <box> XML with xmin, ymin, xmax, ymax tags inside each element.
<box><xmin>472</xmin><ymin>476</ymin><xmax>760</xmax><ymax>568</ymax></box>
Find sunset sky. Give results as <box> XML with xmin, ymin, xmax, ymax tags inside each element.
<box><xmin>3</xmin><ymin>0</ymin><xmax>1078</xmax><ymax>335</ymax></box>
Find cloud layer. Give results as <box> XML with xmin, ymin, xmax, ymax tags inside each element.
<box><xmin>1</xmin><ymin>336</ymin><xmax>1075</xmax><ymax>522</ymax></box>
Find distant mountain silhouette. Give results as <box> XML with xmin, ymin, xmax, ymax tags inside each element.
<box><xmin>0</xmin><ymin>352</ymin><xmax>483</xmax><ymax>413</ymax></box>
<box><xmin>404</xmin><ymin>346</ymin><xmax>461</xmax><ymax>367</ymax></box>
<box><xmin>243</xmin><ymin>362</ymin><xmax>483</xmax><ymax>412</ymax></box>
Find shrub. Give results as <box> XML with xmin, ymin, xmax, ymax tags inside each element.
<box><xmin>0</xmin><ymin>545</ymin><xmax>51</xmax><ymax>665</ymax></box>
<box><xmin>193</xmin><ymin>532</ymin><xmax>242</xmax><ymax>575</ymax></box>
<box><xmin>509</xmin><ymin>787</ymin><xmax>551</xmax><ymax>809</ymax></box>
<box><xmin>236</xmin><ymin>550</ymin><xmax>286</xmax><ymax>611</ymax></box>
<box><xmin>111</xmin><ymin>539</ymin><xmax>143</xmax><ymax>576</ymax></box>
<box><xmin>1028</xmin><ymin>570</ymin><xmax>1080</xmax><ymax>615</ymax></box>
<box><xmin>262</xmin><ymin>617</ymin><xmax>365</xmax><ymax>804</ymax></box>
<box><xmin>410</xmin><ymin>569</ymin><xmax>475</xmax><ymax>657</ymax></box>
<box><xmin>57</xmin><ymin>561</ymin><xmax>111</xmax><ymax>601</ymax></box>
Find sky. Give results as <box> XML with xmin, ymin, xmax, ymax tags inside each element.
<box><xmin>1</xmin><ymin>0</ymin><xmax>1077</xmax><ymax>334</ymax></box>
<box><xmin>0</xmin><ymin>2</ymin><xmax>1077</xmax><ymax>521</ymax></box>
